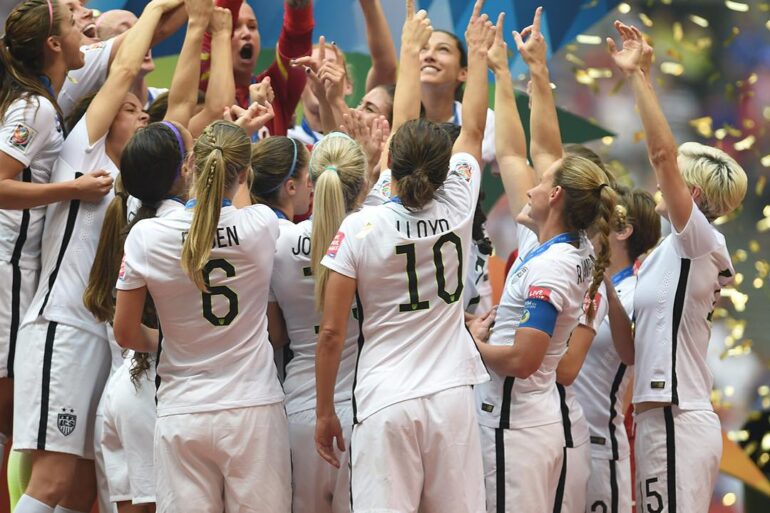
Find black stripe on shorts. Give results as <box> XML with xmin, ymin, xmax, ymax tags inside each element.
<box><xmin>664</xmin><ymin>406</ymin><xmax>677</xmax><ymax>512</ymax></box>
<box><xmin>552</xmin><ymin>446</ymin><xmax>567</xmax><ymax>513</ymax></box>
<box><xmin>495</xmin><ymin>428</ymin><xmax>505</xmax><ymax>513</ymax></box>
<box><xmin>609</xmin><ymin>459</ymin><xmax>619</xmax><ymax>513</ymax></box>
<box><xmin>37</xmin><ymin>321</ymin><xmax>58</xmax><ymax>450</ymax></box>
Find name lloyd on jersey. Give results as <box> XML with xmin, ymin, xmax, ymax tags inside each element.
<box><xmin>181</xmin><ymin>226</ymin><xmax>241</xmax><ymax>248</ymax></box>
<box><xmin>394</xmin><ymin>218</ymin><xmax>449</xmax><ymax>238</ymax></box>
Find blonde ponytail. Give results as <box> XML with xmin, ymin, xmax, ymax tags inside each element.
<box><xmin>84</xmin><ymin>177</ymin><xmax>128</xmax><ymax>323</ymax></box>
<box><xmin>308</xmin><ymin>133</ymin><xmax>367</xmax><ymax>310</ymax></box>
<box><xmin>181</xmin><ymin>121</ymin><xmax>251</xmax><ymax>290</ymax></box>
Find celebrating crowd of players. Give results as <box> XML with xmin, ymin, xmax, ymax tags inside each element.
<box><xmin>0</xmin><ymin>0</ymin><xmax>748</xmax><ymax>512</ymax></box>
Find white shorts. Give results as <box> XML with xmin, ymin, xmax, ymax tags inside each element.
<box><xmin>586</xmin><ymin>456</ymin><xmax>632</xmax><ymax>513</ymax></box>
<box><xmin>0</xmin><ymin>261</ymin><xmax>38</xmax><ymax>378</ymax></box>
<box><xmin>480</xmin><ymin>421</ymin><xmax>565</xmax><ymax>513</ymax></box>
<box><xmin>634</xmin><ymin>406</ymin><xmax>721</xmax><ymax>513</ymax></box>
<box><xmin>559</xmin><ymin>440</ymin><xmax>590</xmax><ymax>513</ymax></box>
<box><xmin>13</xmin><ymin>318</ymin><xmax>110</xmax><ymax>458</ymax></box>
<box><xmin>288</xmin><ymin>403</ymin><xmax>353</xmax><ymax>513</ymax></box>
<box><xmin>102</xmin><ymin>358</ymin><xmax>157</xmax><ymax>504</ymax></box>
<box><xmin>351</xmin><ymin>385</ymin><xmax>484</xmax><ymax>513</ymax></box>
<box><xmin>155</xmin><ymin>402</ymin><xmax>290</xmax><ymax>513</ymax></box>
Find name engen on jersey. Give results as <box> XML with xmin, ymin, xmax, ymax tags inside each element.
<box><xmin>527</xmin><ymin>286</ymin><xmax>552</xmax><ymax>302</ymax></box>
<box><xmin>327</xmin><ymin>231</ymin><xmax>345</xmax><ymax>259</ymax></box>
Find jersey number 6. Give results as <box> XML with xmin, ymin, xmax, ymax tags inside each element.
<box><xmin>202</xmin><ymin>259</ymin><xmax>239</xmax><ymax>326</ymax></box>
<box><xmin>395</xmin><ymin>232</ymin><xmax>464</xmax><ymax>312</ymax></box>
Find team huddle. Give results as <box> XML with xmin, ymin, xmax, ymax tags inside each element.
<box><xmin>0</xmin><ymin>0</ymin><xmax>749</xmax><ymax>512</ymax></box>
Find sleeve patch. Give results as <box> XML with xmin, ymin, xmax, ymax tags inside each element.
<box><xmin>451</xmin><ymin>161</ymin><xmax>473</xmax><ymax>182</ymax></box>
<box><xmin>519</xmin><ymin>298</ymin><xmax>558</xmax><ymax>337</ymax></box>
<box><xmin>379</xmin><ymin>175</ymin><xmax>392</xmax><ymax>198</ymax></box>
<box><xmin>7</xmin><ymin>124</ymin><xmax>36</xmax><ymax>153</ymax></box>
<box><xmin>326</xmin><ymin>231</ymin><xmax>345</xmax><ymax>259</ymax></box>
<box><xmin>583</xmin><ymin>292</ymin><xmax>602</xmax><ymax>314</ymax></box>
<box><xmin>527</xmin><ymin>286</ymin><xmax>552</xmax><ymax>303</ymax></box>
<box><xmin>118</xmin><ymin>255</ymin><xmax>127</xmax><ymax>281</ymax></box>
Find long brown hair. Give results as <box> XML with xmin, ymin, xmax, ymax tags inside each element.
<box><xmin>249</xmin><ymin>136</ymin><xmax>309</xmax><ymax>205</ymax></box>
<box><xmin>553</xmin><ymin>155</ymin><xmax>617</xmax><ymax>322</ymax></box>
<box><xmin>181</xmin><ymin>121</ymin><xmax>251</xmax><ymax>290</ymax></box>
<box><xmin>0</xmin><ymin>0</ymin><xmax>64</xmax><ymax>120</ymax></box>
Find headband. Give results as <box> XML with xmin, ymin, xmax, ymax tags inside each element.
<box><xmin>45</xmin><ymin>0</ymin><xmax>54</xmax><ymax>36</ymax></box>
<box><xmin>257</xmin><ymin>138</ymin><xmax>299</xmax><ymax>195</ymax></box>
<box><xmin>160</xmin><ymin>121</ymin><xmax>185</xmax><ymax>177</ymax></box>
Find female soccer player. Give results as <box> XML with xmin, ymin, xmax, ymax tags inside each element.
<box><xmin>571</xmin><ymin>187</ymin><xmax>660</xmax><ymax>513</ymax></box>
<box><xmin>608</xmin><ymin>22</ymin><xmax>747</xmax><ymax>512</ymax></box>
<box><xmin>114</xmin><ymin>120</ymin><xmax>290</xmax><ymax>512</ymax></box>
<box><xmin>11</xmin><ymin>1</ymin><xmax>182</xmax><ymax>511</ymax></box>
<box><xmin>266</xmin><ymin>132</ymin><xmax>366</xmax><ymax>513</ymax></box>
<box><xmin>0</xmin><ymin>0</ymin><xmax>111</xmax><ymax>468</ymax></box>
<box><xmin>314</xmin><ymin>2</ymin><xmax>492</xmax><ymax>511</ymax></box>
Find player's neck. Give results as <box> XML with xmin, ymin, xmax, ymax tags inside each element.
<box><xmin>302</xmin><ymin>102</ymin><xmax>322</xmax><ymax>132</ymax></box>
<box><xmin>537</xmin><ymin>215</ymin><xmax>571</xmax><ymax>245</ymax></box>
<box><xmin>420</xmin><ymin>85</ymin><xmax>456</xmax><ymax>123</ymax></box>
<box><xmin>41</xmin><ymin>61</ymin><xmax>66</xmax><ymax>96</ymax></box>
<box><xmin>130</xmin><ymin>77</ymin><xmax>149</xmax><ymax>107</ymax></box>
<box><xmin>234</xmin><ymin>69</ymin><xmax>253</xmax><ymax>88</ymax></box>
<box><xmin>607</xmin><ymin>252</ymin><xmax>633</xmax><ymax>277</ymax></box>
<box><xmin>268</xmin><ymin>199</ymin><xmax>293</xmax><ymax>220</ymax></box>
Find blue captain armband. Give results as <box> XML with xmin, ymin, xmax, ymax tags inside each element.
<box><xmin>519</xmin><ymin>298</ymin><xmax>558</xmax><ymax>337</ymax></box>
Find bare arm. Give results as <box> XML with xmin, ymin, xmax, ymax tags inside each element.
<box><xmin>475</xmin><ymin>327</ymin><xmax>550</xmax><ymax>379</ymax></box>
<box><xmin>603</xmin><ymin>274</ymin><xmax>634</xmax><ymax>365</ymax></box>
<box><xmin>109</xmin><ymin>4</ymin><xmax>189</xmax><ymax>67</ymax></box>
<box><xmin>266</xmin><ymin>302</ymin><xmax>289</xmax><ymax>350</ymax></box>
<box><xmin>513</xmin><ymin>7</ymin><xmax>563</xmax><ymax>175</ymax></box>
<box><xmin>555</xmin><ymin>324</ymin><xmax>594</xmax><ymax>386</ymax></box>
<box><xmin>360</xmin><ymin>0</ymin><xmax>398</xmax><ymax>91</ymax></box>
<box><xmin>114</xmin><ymin>287</ymin><xmax>158</xmax><ymax>353</ymax></box>
<box><xmin>488</xmin><ymin>13</ymin><xmax>535</xmax><ymax>218</ymax></box>
<box><xmin>608</xmin><ymin>22</ymin><xmax>691</xmax><ymax>231</ymax></box>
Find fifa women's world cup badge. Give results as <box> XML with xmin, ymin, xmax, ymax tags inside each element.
<box><xmin>8</xmin><ymin>123</ymin><xmax>36</xmax><ymax>153</ymax></box>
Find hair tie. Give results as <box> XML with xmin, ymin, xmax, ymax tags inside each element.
<box><xmin>45</xmin><ymin>0</ymin><xmax>54</xmax><ymax>36</ymax></box>
<box><xmin>257</xmin><ymin>138</ymin><xmax>299</xmax><ymax>195</ymax></box>
<box><xmin>324</xmin><ymin>165</ymin><xmax>338</xmax><ymax>174</ymax></box>
<box><xmin>160</xmin><ymin>121</ymin><xmax>185</xmax><ymax>177</ymax></box>
<box><xmin>597</xmin><ymin>183</ymin><xmax>610</xmax><ymax>193</ymax></box>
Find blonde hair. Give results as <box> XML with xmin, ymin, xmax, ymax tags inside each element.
<box><xmin>677</xmin><ymin>142</ymin><xmax>748</xmax><ymax>221</ymax></box>
<box><xmin>554</xmin><ymin>155</ymin><xmax>618</xmax><ymax>322</ymax></box>
<box><xmin>181</xmin><ymin>121</ymin><xmax>251</xmax><ymax>290</ymax></box>
<box><xmin>309</xmin><ymin>133</ymin><xmax>367</xmax><ymax>310</ymax></box>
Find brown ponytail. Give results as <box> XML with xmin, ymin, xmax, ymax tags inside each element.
<box><xmin>181</xmin><ymin>121</ymin><xmax>251</xmax><ymax>290</ymax></box>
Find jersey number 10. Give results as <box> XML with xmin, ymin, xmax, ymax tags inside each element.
<box><xmin>396</xmin><ymin>232</ymin><xmax>464</xmax><ymax>312</ymax></box>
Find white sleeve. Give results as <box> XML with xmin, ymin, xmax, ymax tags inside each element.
<box><xmin>320</xmin><ymin>215</ymin><xmax>360</xmax><ymax>279</ymax></box>
<box><xmin>523</xmin><ymin>257</ymin><xmax>575</xmax><ymax>313</ymax></box>
<box><xmin>363</xmin><ymin>169</ymin><xmax>393</xmax><ymax>206</ymax></box>
<box><xmin>578</xmin><ymin>282</ymin><xmax>608</xmax><ymax>331</ymax></box>
<box><xmin>0</xmin><ymin>98</ymin><xmax>58</xmax><ymax>167</ymax></box>
<box><xmin>117</xmin><ymin>223</ymin><xmax>148</xmax><ymax>290</ymax></box>
<box><xmin>671</xmin><ymin>201</ymin><xmax>722</xmax><ymax>259</ymax></box>
<box><xmin>58</xmin><ymin>39</ymin><xmax>115</xmax><ymax>118</ymax></box>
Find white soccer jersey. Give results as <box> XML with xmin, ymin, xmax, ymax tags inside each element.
<box><xmin>633</xmin><ymin>202</ymin><xmax>733</xmax><ymax>410</ymax></box>
<box><xmin>573</xmin><ymin>270</ymin><xmax>636</xmax><ymax>460</ymax></box>
<box><xmin>321</xmin><ymin>152</ymin><xmax>489</xmax><ymax>422</ymax></box>
<box><xmin>0</xmin><ymin>97</ymin><xmax>64</xmax><ymax>269</ymax></box>
<box><xmin>22</xmin><ymin>116</ymin><xmax>118</xmax><ymax>337</ymax></box>
<box><xmin>559</xmin><ymin>283</ymin><xmax>608</xmax><ymax>448</ymax></box>
<box><xmin>117</xmin><ymin>203</ymin><xmax>283</xmax><ymax>417</ymax></box>
<box><xmin>287</xmin><ymin>122</ymin><xmax>322</xmax><ymax>146</ymax></box>
<box><xmin>476</xmin><ymin>234</ymin><xmax>594</xmax><ymax>430</ymax></box>
<box><xmin>510</xmin><ymin>223</ymin><xmax>540</xmax><ymax>270</ymax></box>
<box><xmin>58</xmin><ymin>39</ymin><xmax>116</xmax><ymax>118</ymax></box>
<box><xmin>270</xmin><ymin>218</ymin><xmax>359</xmax><ymax>415</ymax></box>
<box><xmin>463</xmin><ymin>241</ymin><xmax>492</xmax><ymax>314</ymax></box>
<box><xmin>451</xmin><ymin>101</ymin><xmax>496</xmax><ymax>169</ymax></box>
<box><xmin>146</xmin><ymin>87</ymin><xmax>168</xmax><ymax>109</ymax></box>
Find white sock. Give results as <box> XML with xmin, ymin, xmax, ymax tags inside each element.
<box><xmin>15</xmin><ymin>495</ymin><xmax>55</xmax><ymax>513</ymax></box>
<box><xmin>53</xmin><ymin>507</ymin><xmax>87</xmax><ymax>513</ymax></box>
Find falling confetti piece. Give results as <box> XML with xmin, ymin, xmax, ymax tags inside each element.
<box><xmin>723</xmin><ymin>493</ymin><xmax>737</xmax><ymax>507</ymax></box>
<box><xmin>634</xmin><ymin>131</ymin><xmax>646</xmax><ymax>142</ymax></box>
<box><xmin>715</xmin><ymin>128</ymin><xmax>727</xmax><ymax>140</ymax></box>
<box><xmin>724</xmin><ymin>26</ymin><xmax>740</xmax><ymax>46</ymax></box>
<box><xmin>753</xmin><ymin>278</ymin><xmax>763</xmax><ymax>289</ymax></box>
<box><xmin>618</xmin><ymin>2</ymin><xmax>631</xmax><ymax>14</ymax></box>
<box><xmin>756</xmin><ymin>175</ymin><xmax>766</xmax><ymax>195</ymax></box>
<box><xmin>734</xmin><ymin>135</ymin><xmax>756</xmax><ymax>151</ymax></box>
<box><xmin>660</xmin><ymin>62</ymin><xmax>685</xmax><ymax>76</ymax></box>
<box><xmin>565</xmin><ymin>53</ymin><xmax>586</xmax><ymax>66</ymax></box>
<box><xmin>602</xmin><ymin>136</ymin><xmax>614</xmax><ymax>146</ymax></box>
<box><xmin>666</xmin><ymin>48</ymin><xmax>683</xmax><ymax>61</ymax></box>
<box><xmin>689</xmin><ymin>14</ymin><xmax>709</xmax><ymax>27</ymax></box>
<box><xmin>735</xmin><ymin>273</ymin><xmax>744</xmax><ymax>285</ymax></box>
<box><xmin>673</xmin><ymin>22</ymin><xmax>683</xmax><ymax>41</ymax></box>
<box><xmin>576</xmin><ymin>34</ymin><xmax>603</xmax><ymax>45</ymax></box>
<box><xmin>689</xmin><ymin>116</ymin><xmax>713</xmax><ymax>138</ymax></box>
<box><xmin>748</xmin><ymin>73</ymin><xmax>758</xmax><ymax>84</ymax></box>
<box><xmin>749</xmin><ymin>240</ymin><xmax>761</xmax><ymax>253</ymax></box>
<box><xmin>725</xmin><ymin>1</ymin><xmax>750</xmax><ymax>12</ymax></box>
<box><xmin>639</xmin><ymin>12</ymin><xmax>654</xmax><ymax>27</ymax></box>
<box><xmin>587</xmin><ymin>68</ymin><xmax>613</xmax><ymax>79</ymax></box>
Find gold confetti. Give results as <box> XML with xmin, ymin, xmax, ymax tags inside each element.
<box><xmin>748</xmin><ymin>73</ymin><xmax>758</xmax><ymax>84</ymax></box>
<box><xmin>722</xmin><ymin>287</ymin><xmax>749</xmax><ymax>312</ymax></box>
<box><xmin>574</xmin><ymin>69</ymin><xmax>594</xmax><ymax>85</ymax></box>
<box><xmin>766</xmin><ymin>20</ymin><xmax>770</xmax><ymax>30</ymax></box>
<box><xmin>660</xmin><ymin>62</ymin><xmax>685</xmax><ymax>76</ymax></box>
<box><xmin>696</xmin><ymin>37</ymin><xmax>713</xmax><ymax>50</ymax></box>
<box><xmin>581</xmin><ymin>0</ymin><xmax>598</xmax><ymax>8</ymax></box>
<box><xmin>725</xmin><ymin>1</ymin><xmax>750</xmax><ymax>12</ymax></box>
<box><xmin>587</xmin><ymin>68</ymin><xmax>613</xmax><ymax>79</ymax></box>
<box><xmin>565</xmin><ymin>53</ymin><xmax>585</xmax><ymax>66</ymax></box>
<box><xmin>742</xmin><ymin>118</ymin><xmax>755</xmax><ymax>130</ymax></box>
<box><xmin>639</xmin><ymin>13</ymin><xmax>654</xmax><ymax>27</ymax></box>
<box><xmin>689</xmin><ymin>14</ymin><xmax>709</xmax><ymax>27</ymax></box>
<box><xmin>634</xmin><ymin>131</ymin><xmax>646</xmax><ymax>142</ymax></box>
<box><xmin>618</xmin><ymin>2</ymin><xmax>631</xmax><ymax>14</ymax></box>
<box><xmin>735</xmin><ymin>273</ymin><xmax>744</xmax><ymax>285</ymax></box>
<box><xmin>756</xmin><ymin>260</ymin><xmax>769</xmax><ymax>277</ymax></box>
<box><xmin>761</xmin><ymin>453</ymin><xmax>770</xmax><ymax>466</ymax></box>
<box><xmin>734</xmin><ymin>135</ymin><xmax>756</xmax><ymax>151</ymax></box>
<box><xmin>763</xmin><ymin>433</ymin><xmax>770</xmax><ymax>451</ymax></box>
<box><xmin>576</xmin><ymin>34</ymin><xmax>603</xmax><ymax>45</ymax></box>
<box><xmin>756</xmin><ymin>175</ymin><xmax>766</xmax><ymax>195</ymax></box>
<box><xmin>759</xmin><ymin>385</ymin><xmax>770</xmax><ymax>396</ymax></box>
<box><xmin>753</xmin><ymin>278</ymin><xmax>764</xmax><ymax>289</ymax></box>
<box><xmin>723</xmin><ymin>493</ymin><xmax>737</xmax><ymax>507</ymax></box>
<box><xmin>764</xmin><ymin>107</ymin><xmax>770</xmax><ymax>120</ymax></box>
<box><xmin>666</xmin><ymin>48</ymin><xmax>683</xmax><ymax>61</ymax></box>
<box><xmin>602</xmin><ymin>136</ymin><xmax>614</xmax><ymax>146</ymax></box>
<box><xmin>689</xmin><ymin>116</ymin><xmax>713</xmax><ymax>138</ymax></box>
<box><xmin>715</xmin><ymin>128</ymin><xmax>727</xmax><ymax>140</ymax></box>
<box><xmin>749</xmin><ymin>240</ymin><xmax>761</xmax><ymax>253</ymax></box>
<box><xmin>673</xmin><ymin>22</ymin><xmax>683</xmax><ymax>42</ymax></box>
<box><xmin>724</xmin><ymin>27</ymin><xmax>740</xmax><ymax>47</ymax></box>
<box><xmin>734</xmin><ymin>249</ymin><xmax>748</xmax><ymax>262</ymax></box>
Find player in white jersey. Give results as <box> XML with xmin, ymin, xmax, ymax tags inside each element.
<box><xmin>11</xmin><ymin>2</ymin><xmax>185</xmax><ymax>511</ymax></box>
<box><xmin>315</xmin><ymin>3</ymin><xmax>492</xmax><ymax>511</ymax></box>
<box><xmin>608</xmin><ymin>23</ymin><xmax>748</xmax><ymax>513</ymax></box>
<box><xmin>476</xmin><ymin>10</ymin><xmax>617</xmax><ymax>512</ymax></box>
<box><xmin>0</xmin><ymin>0</ymin><xmax>115</xmax><ymax>483</ymax></box>
<box><xmin>263</xmin><ymin>133</ymin><xmax>366</xmax><ymax>513</ymax></box>
<box><xmin>114</xmin><ymin>120</ymin><xmax>289</xmax><ymax>512</ymax></box>
<box><xmin>571</xmin><ymin>187</ymin><xmax>661</xmax><ymax>513</ymax></box>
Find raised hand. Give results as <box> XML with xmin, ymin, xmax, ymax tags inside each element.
<box><xmin>487</xmin><ymin>13</ymin><xmax>508</xmax><ymax>74</ymax></box>
<box><xmin>184</xmin><ymin>0</ymin><xmax>213</xmax><ymax>24</ymax></box>
<box><xmin>291</xmin><ymin>36</ymin><xmax>331</xmax><ymax>101</ymax></box>
<box><xmin>73</xmin><ymin>169</ymin><xmax>114</xmax><ymax>202</ymax></box>
<box><xmin>318</xmin><ymin>44</ymin><xmax>348</xmax><ymax>103</ymax></box>
<box><xmin>512</xmin><ymin>6</ymin><xmax>547</xmax><ymax>69</ymax></box>
<box><xmin>249</xmin><ymin>76</ymin><xmax>275</xmax><ymax>107</ymax></box>
<box><xmin>465</xmin><ymin>0</ymin><xmax>495</xmax><ymax>54</ymax></box>
<box><xmin>149</xmin><ymin>0</ymin><xmax>184</xmax><ymax>14</ymax></box>
<box><xmin>607</xmin><ymin>21</ymin><xmax>652</xmax><ymax>76</ymax></box>
<box><xmin>401</xmin><ymin>0</ymin><xmax>433</xmax><ymax>52</ymax></box>
<box><xmin>208</xmin><ymin>6</ymin><xmax>232</xmax><ymax>35</ymax></box>
<box><xmin>341</xmin><ymin>110</ymin><xmax>390</xmax><ymax>180</ymax></box>
<box><xmin>224</xmin><ymin>101</ymin><xmax>275</xmax><ymax>138</ymax></box>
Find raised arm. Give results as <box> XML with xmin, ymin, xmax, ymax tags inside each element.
<box><xmin>488</xmin><ymin>13</ymin><xmax>535</xmax><ymax>218</ymax></box>
<box><xmin>608</xmin><ymin>22</ymin><xmax>691</xmax><ymax>231</ymax></box>
<box><xmin>109</xmin><ymin>4</ymin><xmax>189</xmax><ymax>68</ymax></box>
<box><xmin>87</xmin><ymin>0</ymin><xmax>183</xmax><ymax>144</ymax></box>
<box><xmin>360</xmin><ymin>0</ymin><xmax>397</xmax><ymax>91</ymax></box>
<box><xmin>513</xmin><ymin>7</ymin><xmax>563</xmax><ymax>175</ymax></box>
<box><xmin>453</xmin><ymin>1</ymin><xmax>493</xmax><ymax>164</ymax></box>
<box><xmin>189</xmin><ymin>7</ymin><xmax>235</xmax><ymax>136</ymax></box>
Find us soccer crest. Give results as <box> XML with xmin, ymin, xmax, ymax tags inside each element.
<box><xmin>57</xmin><ymin>408</ymin><xmax>77</xmax><ymax>436</ymax></box>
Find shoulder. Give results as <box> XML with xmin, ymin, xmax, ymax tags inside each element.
<box><xmin>4</xmin><ymin>95</ymin><xmax>57</xmax><ymax>127</ymax></box>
